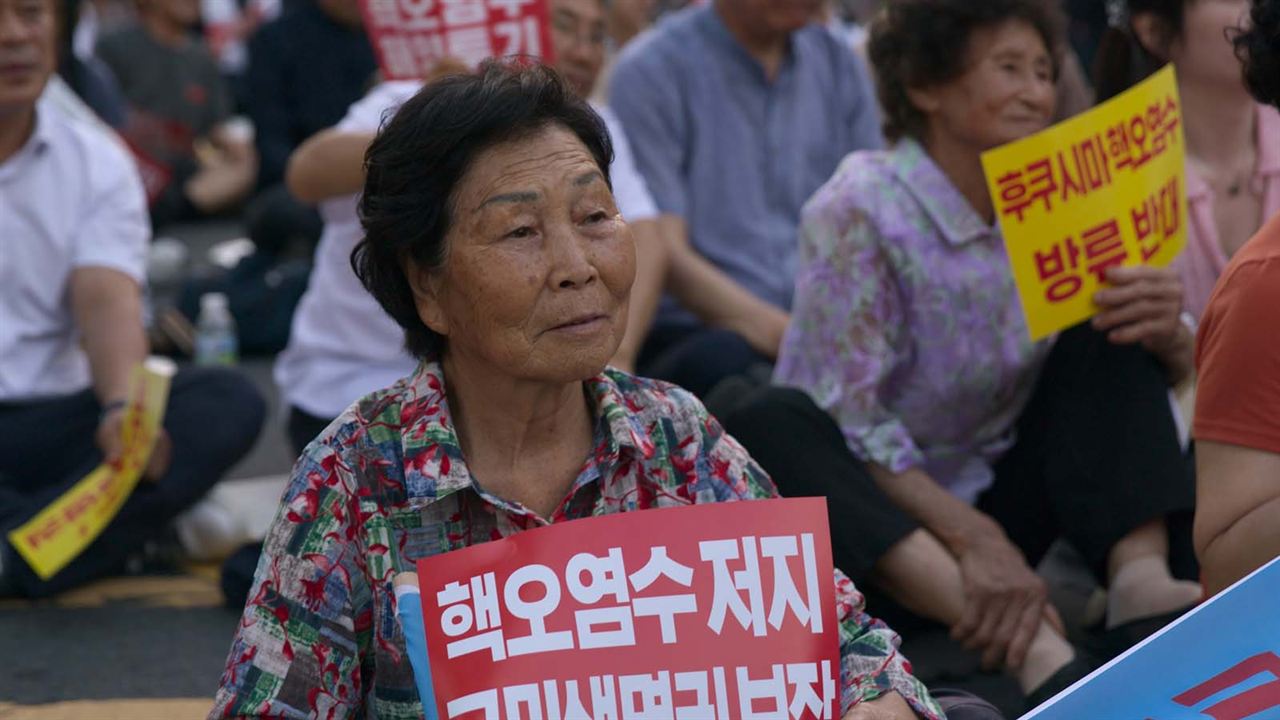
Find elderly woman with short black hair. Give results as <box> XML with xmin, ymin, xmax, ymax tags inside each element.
<box><xmin>209</xmin><ymin>63</ymin><xmax>942</xmax><ymax>720</ymax></box>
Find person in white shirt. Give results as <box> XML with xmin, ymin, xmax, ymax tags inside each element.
<box><xmin>275</xmin><ymin>0</ymin><xmax>667</xmax><ymax>454</ymax></box>
<box><xmin>0</xmin><ymin>0</ymin><xmax>265</xmax><ymax>598</ymax></box>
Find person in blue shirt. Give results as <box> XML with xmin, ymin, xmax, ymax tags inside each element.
<box><xmin>610</xmin><ymin>0</ymin><xmax>884</xmax><ymax>397</ymax></box>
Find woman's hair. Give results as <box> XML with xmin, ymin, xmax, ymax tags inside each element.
<box><xmin>1234</xmin><ymin>0</ymin><xmax>1280</xmax><ymax>109</ymax></box>
<box><xmin>1092</xmin><ymin>0</ymin><xmax>1186</xmax><ymax>102</ymax></box>
<box><xmin>868</xmin><ymin>0</ymin><xmax>1065</xmax><ymax>143</ymax></box>
<box><xmin>352</xmin><ymin>61</ymin><xmax>614</xmax><ymax>360</ymax></box>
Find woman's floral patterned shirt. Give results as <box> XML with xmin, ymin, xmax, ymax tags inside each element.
<box><xmin>209</xmin><ymin>362</ymin><xmax>941</xmax><ymax>719</ymax></box>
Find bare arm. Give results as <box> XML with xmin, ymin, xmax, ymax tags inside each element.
<box><xmin>70</xmin><ymin>267</ymin><xmax>148</xmax><ymax>405</ymax></box>
<box><xmin>285</xmin><ymin>128</ymin><xmax>376</xmax><ymax>204</ymax></box>
<box><xmin>869</xmin><ymin>466</ymin><xmax>1004</xmax><ymax>553</ymax></box>
<box><xmin>71</xmin><ymin>266</ymin><xmax>171</xmax><ymax>476</ymax></box>
<box><xmin>870</xmin><ymin>465</ymin><xmax>1049</xmax><ymax>669</ymax></box>
<box><xmin>1194</xmin><ymin>440</ymin><xmax>1280</xmax><ymax>596</ymax></box>
<box><xmin>611</xmin><ymin>216</ymin><xmax>669</xmax><ymax>371</ymax></box>
<box><xmin>662</xmin><ymin>216</ymin><xmax>789</xmax><ymax>359</ymax></box>
<box><xmin>283</xmin><ymin>62</ymin><xmax>472</xmax><ymax>205</ymax></box>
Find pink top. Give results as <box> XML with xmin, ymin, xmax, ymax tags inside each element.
<box><xmin>1178</xmin><ymin>104</ymin><xmax>1280</xmax><ymax>320</ymax></box>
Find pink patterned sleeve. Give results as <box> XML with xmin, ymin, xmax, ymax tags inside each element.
<box><xmin>775</xmin><ymin>187</ymin><xmax>926</xmax><ymax>475</ymax></box>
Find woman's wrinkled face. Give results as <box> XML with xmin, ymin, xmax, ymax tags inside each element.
<box><xmin>916</xmin><ymin>19</ymin><xmax>1056</xmax><ymax>151</ymax></box>
<box><xmin>414</xmin><ymin>124</ymin><xmax>634</xmax><ymax>383</ymax></box>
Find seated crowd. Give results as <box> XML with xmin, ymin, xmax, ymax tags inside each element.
<box><xmin>3</xmin><ymin>0</ymin><xmax>1280</xmax><ymax>716</ymax></box>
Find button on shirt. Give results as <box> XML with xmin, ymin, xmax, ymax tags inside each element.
<box><xmin>775</xmin><ymin>140</ymin><xmax>1052</xmax><ymax>504</ymax></box>
<box><xmin>609</xmin><ymin>6</ymin><xmax>883</xmax><ymax>325</ymax></box>
<box><xmin>211</xmin><ymin>362</ymin><xmax>943</xmax><ymax>719</ymax></box>
<box><xmin>275</xmin><ymin>82</ymin><xmax>660</xmax><ymax>420</ymax></box>
<box><xmin>0</xmin><ymin>93</ymin><xmax>149</xmax><ymax>401</ymax></box>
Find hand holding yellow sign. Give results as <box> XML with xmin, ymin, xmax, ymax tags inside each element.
<box><xmin>8</xmin><ymin>358</ymin><xmax>176</xmax><ymax>581</ymax></box>
<box><xmin>982</xmin><ymin>65</ymin><xmax>1188</xmax><ymax>340</ymax></box>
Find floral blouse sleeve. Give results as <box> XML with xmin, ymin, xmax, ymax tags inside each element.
<box><xmin>687</xmin><ymin>399</ymin><xmax>941</xmax><ymax>719</ymax></box>
<box><xmin>209</xmin><ymin>441</ymin><xmax>374</xmax><ymax>719</ymax></box>
<box><xmin>774</xmin><ymin>185</ymin><xmax>926</xmax><ymax>475</ymax></box>
<box><xmin>831</xmin><ymin>571</ymin><xmax>940</xmax><ymax>719</ymax></box>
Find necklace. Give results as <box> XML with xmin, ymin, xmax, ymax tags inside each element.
<box><xmin>1192</xmin><ymin>153</ymin><xmax>1256</xmax><ymax>199</ymax></box>
<box><xmin>1212</xmin><ymin>166</ymin><xmax>1252</xmax><ymax>198</ymax></box>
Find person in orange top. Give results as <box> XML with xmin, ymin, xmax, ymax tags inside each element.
<box><xmin>1193</xmin><ymin>0</ymin><xmax>1280</xmax><ymax>597</ymax></box>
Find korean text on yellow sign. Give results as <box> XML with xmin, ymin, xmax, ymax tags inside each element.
<box><xmin>981</xmin><ymin>64</ymin><xmax>1188</xmax><ymax>340</ymax></box>
<box><xmin>8</xmin><ymin>358</ymin><xmax>174</xmax><ymax>580</ymax></box>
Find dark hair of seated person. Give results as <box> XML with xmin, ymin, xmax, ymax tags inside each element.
<box><xmin>351</xmin><ymin>61</ymin><xmax>615</xmax><ymax>359</ymax></box>
<box><xmin>1092</xmin><ymin>0</ymin><xmax>1187</xmax><ymax>102</ymax></box>
<box><xmin>867</xmin><ymin>0</ymin><xmax>1064</xmax><ymax>142</ymax></box>
<box><xmin>1234</xmin><ymin>0</ymin><xmax>1280</xmax><ymax>110</ymax></box>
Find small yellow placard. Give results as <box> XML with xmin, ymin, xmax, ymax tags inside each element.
<box><xmin>982</xmin><ymin>64</ymin><xmax>1188</xmax><ymax>340</ymax></box>
<box><xmin>9</xmin><ymin>358</ymin><xmax>175</xmax><ymax>580</ymax></box>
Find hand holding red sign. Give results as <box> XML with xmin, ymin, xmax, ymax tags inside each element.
<box><xmin>360</xmin><ymin>0</ymin><xmax>555</xmax><ymax>81</ymax></box>
<box><xmin>411</xmin><ymin>499</ymin><xmax>843</xmax><ymax>720</ymax></box>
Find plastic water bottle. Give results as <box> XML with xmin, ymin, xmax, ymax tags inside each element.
<box><xmin>194</xmin><ymin>292</ymin><xmax>238</xmax><ymax>366</ymax></box>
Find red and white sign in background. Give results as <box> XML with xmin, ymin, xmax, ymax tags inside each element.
<box><xmin>414</xmin><ymin>498</ymin><xmax>843</xmax><ymax>719</ymax></box>
<box><xmin>360</xmin><ymin>0</ymin><xmax>555</xmax><ymax>80</ymax></box>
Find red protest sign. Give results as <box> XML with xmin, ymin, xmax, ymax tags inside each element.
<box><xmin>359</xmin><ymin>0</ymin><xmax>555</xmax><ymax>81</ymax></box>
<box><xmin>415</xmin><ymin>498</ymin><xmax>841</xmax><ymax>719</ymax></box>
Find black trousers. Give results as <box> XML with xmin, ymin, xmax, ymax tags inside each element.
<box><xmin>638</xmin><ymin>323</ymin><xmax>772</xmax><ymax>399</ymax></box>
<box><xmin>246</xmin><ymin>184</ymin><xmax>324</xmax><ymax>259</ymax></box>
<box><xmin>720</xmin><ymin>324</ymin><xmax>1198</xmax><ymax>592</ymax></box>
<box><xmin>0</xmin><ymin>367</ymin><xmax>266</xmax><ymax>597</ymax></box>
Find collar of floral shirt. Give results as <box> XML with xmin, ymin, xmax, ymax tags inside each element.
<box><xmin>393</xmin><ymin>360</ymin><xmax>659</xmax><ymax>512</ymax></box>
<box><xmin>890</xmin><ymin>137</ymin><xmax>1000</xmax><ymax>248</ymax></box>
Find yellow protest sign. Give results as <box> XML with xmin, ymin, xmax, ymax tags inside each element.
<box><xmin>9</xmin><ymin>358</ymin><xmax>176</xmax><ymax>580</ymax></box>
<box><xmin>982</xmin><ymin>64</ymin><xmax>1188</xmax><ymax>340</ymax></box>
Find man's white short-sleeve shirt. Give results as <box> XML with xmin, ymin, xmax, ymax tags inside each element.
<box><xmin>0</xmin><ymin>93</ymin><xmax>150</xmax><ymax>400</ymax></box>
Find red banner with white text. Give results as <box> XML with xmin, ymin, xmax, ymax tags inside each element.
<box><xmin>416</xmin><ymin>498</ymin><xmax>842</xmax><ymax>719</ymax></box>
<box><xmin>359</xmin><ymin>0</ymin><xmax>554</xmax><ymax>80</ymax></box>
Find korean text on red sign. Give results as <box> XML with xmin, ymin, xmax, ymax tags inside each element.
<box><xmin>414</xmin><ymin>498</ymin><xmax>841</xmax><ymax>719</ymax></box>
<box><xmin>360</xmin><ymin>0</ymin><xmax>555</xmax><ymax>80</ymax></box>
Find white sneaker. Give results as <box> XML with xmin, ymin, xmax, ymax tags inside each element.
<box><xmin>175</xmin><ymin>497</ymin><xmax>248</xmax><ymax>561</ymax></box>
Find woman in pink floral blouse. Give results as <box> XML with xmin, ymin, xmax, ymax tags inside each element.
<box><xmin>208</xmin><ymin>62</ymin><xmax>943</xmax><ymax>720</ymax></box>
<box><xmin>719</xmin><ymin>0</ymin><xmax>1202</xmax><ymax>712</ymax></box>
